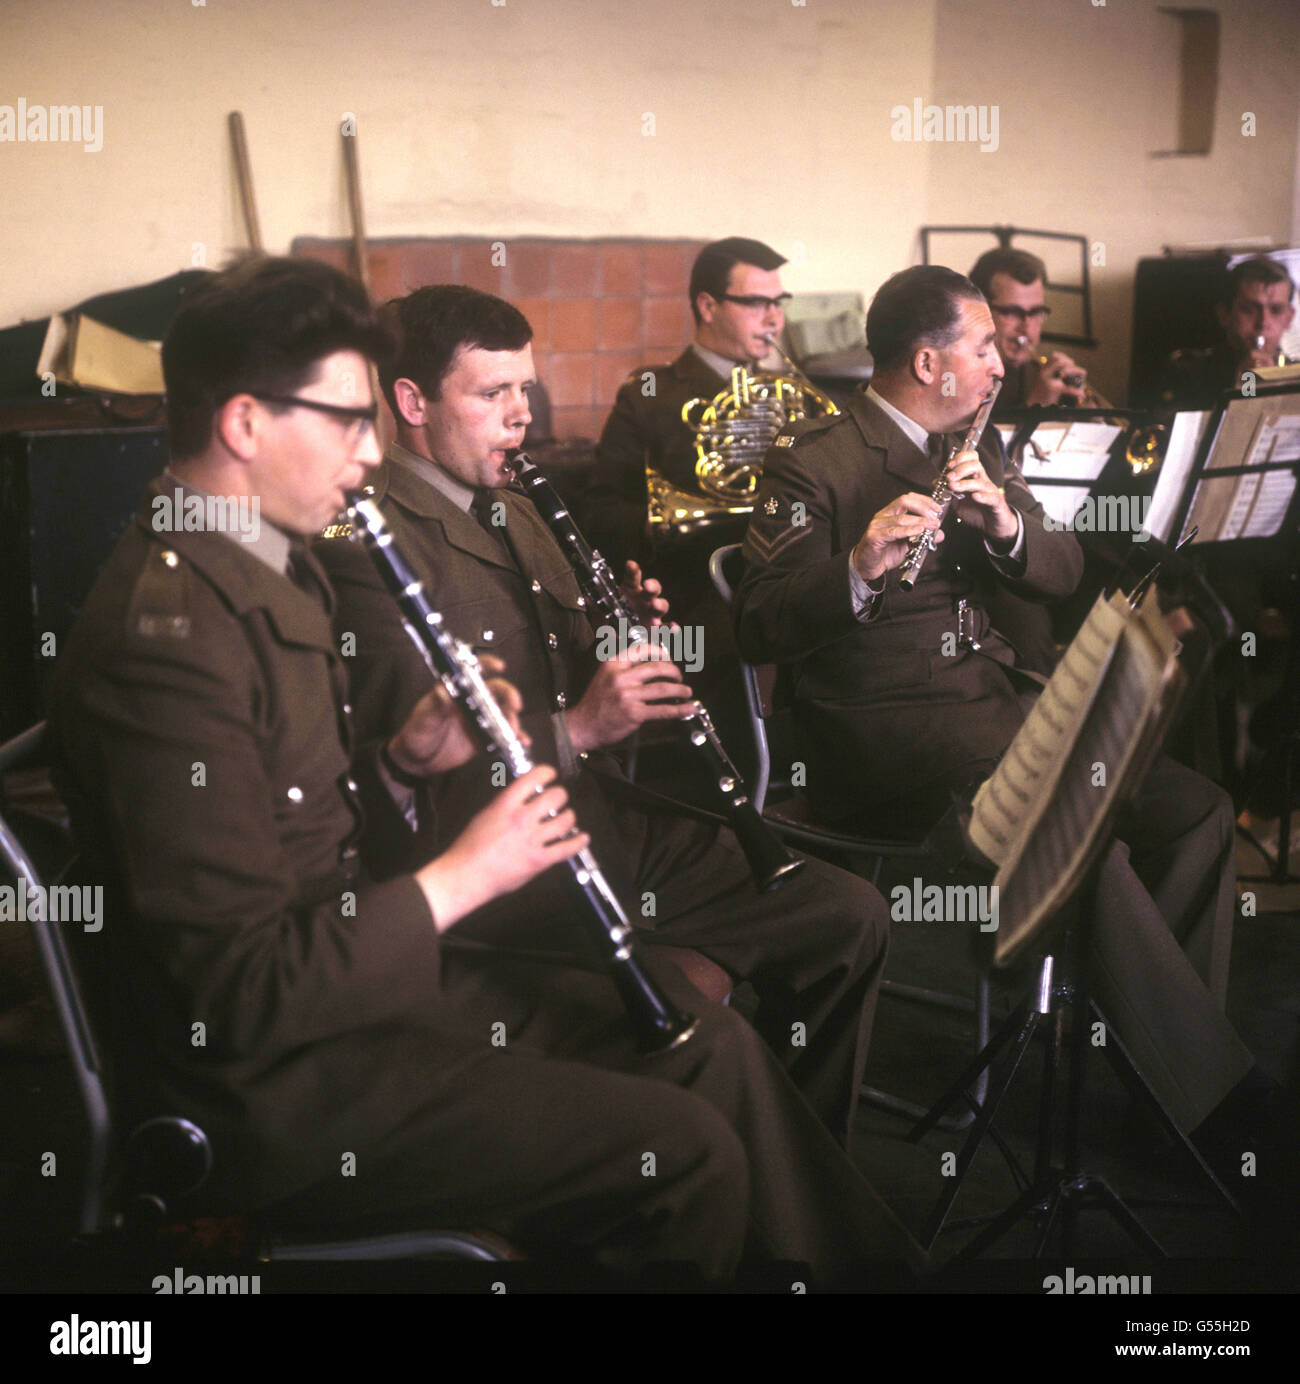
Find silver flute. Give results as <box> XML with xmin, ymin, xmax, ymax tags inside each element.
<box><xmin>898</xmin><ymin>379</ymin><xmax>1002</xmax><ymax>593</ymax></box>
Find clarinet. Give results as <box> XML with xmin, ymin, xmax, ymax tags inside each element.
<box><xmin>510</xmin><ymin>454</ymin><xmax>805</xmax><ymax>892</ymax></box>
<box><xmin>898</xmin><ymin>379</ymin><xmax>1002</xmax><ymax>592</ymax></box>
<box><xmin>347</xmin><ymin>493</ymin><xmax>698</xmax><ymax>1054</ymax></box>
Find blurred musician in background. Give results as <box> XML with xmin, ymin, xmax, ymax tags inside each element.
<box><xmin>970</xmin><ymin>247</ymin><xmax>1099</xmax><ymax>417</ymax></box>
<box><xmin>734</xmin><ymin>263</ymin><xmax>1276</xmax><ymax>1160</ymax></box>
<box><xmin>1159</xmin><ymin>255</ymin><xmax>1297</xmax><ymax>408</ymax></box>
<box><xmin>49</xmin><ymin>256</ymin><xmax>919</xmax><ymax>1283</ymax></box>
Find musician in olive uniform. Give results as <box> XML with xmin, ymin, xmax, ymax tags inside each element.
<box><xmin>316</xmin><ymin>284</ymin><xmax>895</xmax><ymax>1155</ymax></box>
<box><xmin>48</xmin><ymin>257</ymin><xmax>921</xmax><ymax>1282</ymax></box>
<box><xmin>1157</xmin><ymin>255</ymin><xmax>1297</xmax><ymax>409</ymax></box>
<box><xmin>733</xmin><ymin>265</ymin><xmax>1264</xmax><ymax>1143</ymax></box>
<box><xmin>586</xmin><ymin>236</ymin><xmax>790</xmax><ymax>568</ymax></box>
<box><xmin>969</xmin><ymin>247</ymin><xmax>1099</xmax><ymax>417</ymax></box>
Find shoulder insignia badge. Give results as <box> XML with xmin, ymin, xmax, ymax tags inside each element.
<box><xmin>764</xmin><ymin>497</ymin><xmax>779</xmax><ymax>516</ymax></box>
<box><xmin>774</xmin><ymin>435</ymin><xmax>795</xmax><ymax>448</ymax></box>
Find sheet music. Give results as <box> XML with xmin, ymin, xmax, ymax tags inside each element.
<box><xmin>993</xmin><ymin>615</ymin><xmax>1168</xmax><ymax>961</ymax></box>
<box><xmin>1018</xmin><ymin>421</ymin><xmax>1118</xmax><ymax>482</ymax></box>
<box><xmin>1245</xmin><ymin>413</ymin><xmax>1300</xmax><ymax>466</ymax></box>
<box><xmin>1145</xmin><ymin>409</ymin><xmax>1211</xmax><ymax>544</ymax></box>
<box><xmin>968</xmin><ymin>592</ymin><xmax>1127</xmax><ymax>866</ymax></box>
<box><xmin>979</xmin><ymin>594</ymin><xmax>1179</xmax><ymax>967</ymax></box>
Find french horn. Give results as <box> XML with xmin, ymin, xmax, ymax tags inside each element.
<box><xmin>648</xmin><ymin>337</ymin><xmax>840</xmax><ymax>541</ymax></box>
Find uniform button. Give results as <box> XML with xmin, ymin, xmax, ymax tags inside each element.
<box><xmin>345</xmin><ymin>777</ymin><xmax>358</xmax><ymax>793</ymax></box>
<box><xmin>954</xmin><ymin>516</ymin><xmax>962</xmax><ymax>525</ymax></box>
<box><xmin>482</xmin><ymin>629</ymin><xmax>494</xmax><ymax>643</ymax></box>
<box><xmin>341</xmin><ymin>844</ymin><xmax>359</xmax><ymax>861</ymax></box>
<box><xmin>342</xmin><ymin>702</ymin><xmax>352</xmax><ymax>716</ymax></box>
<box><xmin>531</xmin><ymin>579</ymin><xmax>542</xmax><ymax>593</ymax></box>
<box><xmin>576</xmin><ymin>596</ymin><xmax>586</xmax><ymax>607</ymax></box>
<box><xmin>161</xmin><ymin>550</ymin><xmax>179</xmax><ymax>567</ymax></box>
<box><xmin>954</xmin><ymin>565</ymin><xmax>963</xmax><ymax>574</ymax></box>
<box><xmin>555</xmin><ymin>693</ymin><xmax>567</xmax><ymax>710</ymax></box>
<box><xmin>286</xmin><ymin>786</ymin><xmax>304</xmax><ymax>803</ymax></box>
<box><xmin>547</xmin><ymin>633</ymin><xmax>559</xmax><ymax>650</ymax></box>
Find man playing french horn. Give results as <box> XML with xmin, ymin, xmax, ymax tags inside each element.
<box><xmin>586</xmin><ymin>236</ymin><xmax>794</xmax><ymax>568</ymax></box>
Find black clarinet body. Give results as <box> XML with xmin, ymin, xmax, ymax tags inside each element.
<box><xmin>510</xmin><ymin>455</ymin><xmax>805</xmax><ymax>893</ymax></box>
<box><xmin>347</xmin><ymin>493</ymin><xmax>697</xmax><ymax>1053</ymax></box>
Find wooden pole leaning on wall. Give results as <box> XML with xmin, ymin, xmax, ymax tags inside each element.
<box><xmin>341</xmin><ymin>120</ymin><xmax>370</xmax><ymax>294</ymax></box>
<box><xmin>227</xmin><ymin>111</ymin><xmax>263</xmax><ymax>252</ymax></box>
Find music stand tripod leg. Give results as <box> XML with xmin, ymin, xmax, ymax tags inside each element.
<box><xmin>916</xmin><ymin>957</ymin><xmax>1055</xmax><ymax>1250</ymax></box>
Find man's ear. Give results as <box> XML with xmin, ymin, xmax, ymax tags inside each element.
<box><xmin>392</xmin><ymin>377</ymin><xmax>427</xmax><ymax>428</ymax></box>
<box><xmin>1214</xmin><ymin>302</ymin><xmax>1232</xmax><ymax>333</ymax></box>
<box><xmin>695</xmin><ymin>292</ymin><xmax>718</xmax><ymax>326</ymax></box>
<box><xmin>911</xmin><ymin>344</ymin><xmax>940</xmax><ymax>386</ymax></box>
<box><xmin>213</xmin><ymin>393</ymin><xmax>261</xmax><ymax>461</ymax></box>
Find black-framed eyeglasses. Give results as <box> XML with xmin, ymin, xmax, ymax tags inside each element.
<box><xmin>716</xmin><ymin>293</ymin><xmax>792</xmax><ymax>312</ymax></box>
<box><xmin>253</xmin><ymin>393</ymin><xmax>379</xmax><ymax>431</ymax></box>
<box><xmin>989</xmin><ymin>304</ymin><xmax>1052</xmax><ymax>325</ymax></box>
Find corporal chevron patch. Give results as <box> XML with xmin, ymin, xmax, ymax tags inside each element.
<box><xmin>744</xmin><ymin>520</ymin><xmax>811</xmax><ymax>565</ymax></box>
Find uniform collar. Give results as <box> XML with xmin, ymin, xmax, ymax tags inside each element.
<box><xmin>387</xmin><ymin>441</ymin><xmax>476</xmax><ymax>514</ymax></box>
<box><xmin>133</xmin><ymin>477</ymin><xmax>335</xmax><ymax>651</ymax></box>
<box><xmin>161</xmin><ymin>468</ymin><xmax>293</xmax><ymax>575</ymax></box>
<box><xmin>849</xmin><ymin>390</ymin><xmax>940</xmax><ymax>492</ymax></box>
<box><xmin>376</xmin><ymin>449</ymin><xmax>520</xmax><ymax>575</ymax></box>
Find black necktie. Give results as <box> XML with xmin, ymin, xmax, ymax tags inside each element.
<box><xmin>287</xmin><ymin>542</ymin><xmax>327</xmax><ymax>608</ymax></box>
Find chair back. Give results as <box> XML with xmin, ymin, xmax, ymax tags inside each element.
<box><xmin>708</xmin><ymin>543</ymin><xmax>776</xmax><ymax>809</ymax></box>
<box><xmin>0</xmin><ymin>722</ymin><xmax>112</xmax><ymax>1233</ymax></box>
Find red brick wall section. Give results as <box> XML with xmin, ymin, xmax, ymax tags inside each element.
<box><xmin>292</xmin><ymin>237</ymin><xmax>704</xmax><ymax>442</ymax></box>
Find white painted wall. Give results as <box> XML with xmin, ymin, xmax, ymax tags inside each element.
<box><xmin>2</xmin><ymin>0</ymin><xmax>1296</xmax><ymax>401</ymax></box>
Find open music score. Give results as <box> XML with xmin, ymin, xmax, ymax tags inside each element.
<box><xmin>1148</xmin><ymin>389</ymin><xmax>1300</xmax><ymax>547</ymax></box>
<box><xmin>999</xmin><ymin>418</ymin><xmax>1124</xmax><ymax>527</ymax></box>
<box><xmin>967</xmin><ymin>589</ymin><xmax>1180</xmax><ymax>967</ymax></box>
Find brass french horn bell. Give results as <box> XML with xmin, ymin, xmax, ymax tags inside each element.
<box><xmin>648</xmin><ymin>335</ymin><xmax>839</xmax><ymax>540</ymax></box>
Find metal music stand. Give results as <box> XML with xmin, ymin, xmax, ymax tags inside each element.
<box><xmin>907</xmin><ymin>590</ymin><xmax>1211</xmax><ymax>1260</ymax></box>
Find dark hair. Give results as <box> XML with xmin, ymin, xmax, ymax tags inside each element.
<box><xmin>968</xmin><ymin>247</ymin><xmax>1047</xmax><ymax>300</ymax></box>
<box><xmin>380</xmin><ymin>285</ymin><xmax>533</xmax><ymax>412</ymax></box>
<box><xmin>1223</xmin><ymin>255</ymin><xmax>1296</xmax><ymax>308</ymax></box>
<box><xmin>162</xmin><ymin>255</ymin><xmax>392</xmax><ymax>460</ymax></box>
<box><xmin>866</xmin><ymin>265</ymin><xmax>985</xmax><ymax>374</ymax></box>
<box><xmin>689</xmin><ymin>237</ymin><xmax>787</xmax><ymax>323</ymax></box>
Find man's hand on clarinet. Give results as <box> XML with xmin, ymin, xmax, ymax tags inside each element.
<box><xmin>386</xmin><ymin>655</ymin><xmax>527</xmax><ymax>778</ymax></box>
<box><xmin>566</xmin><ymin>644</ymin><xmax>696</xmax><ymax>753</ymax></box>
<box><xmin>416</xmin><ymin>765</ymin><xmax>588</xmax><ymax>930</ymax></box>
<box><xmin>619</xmin><ymin>559</ymin><xmax>671</xmax><ymax>627</ymax></box>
